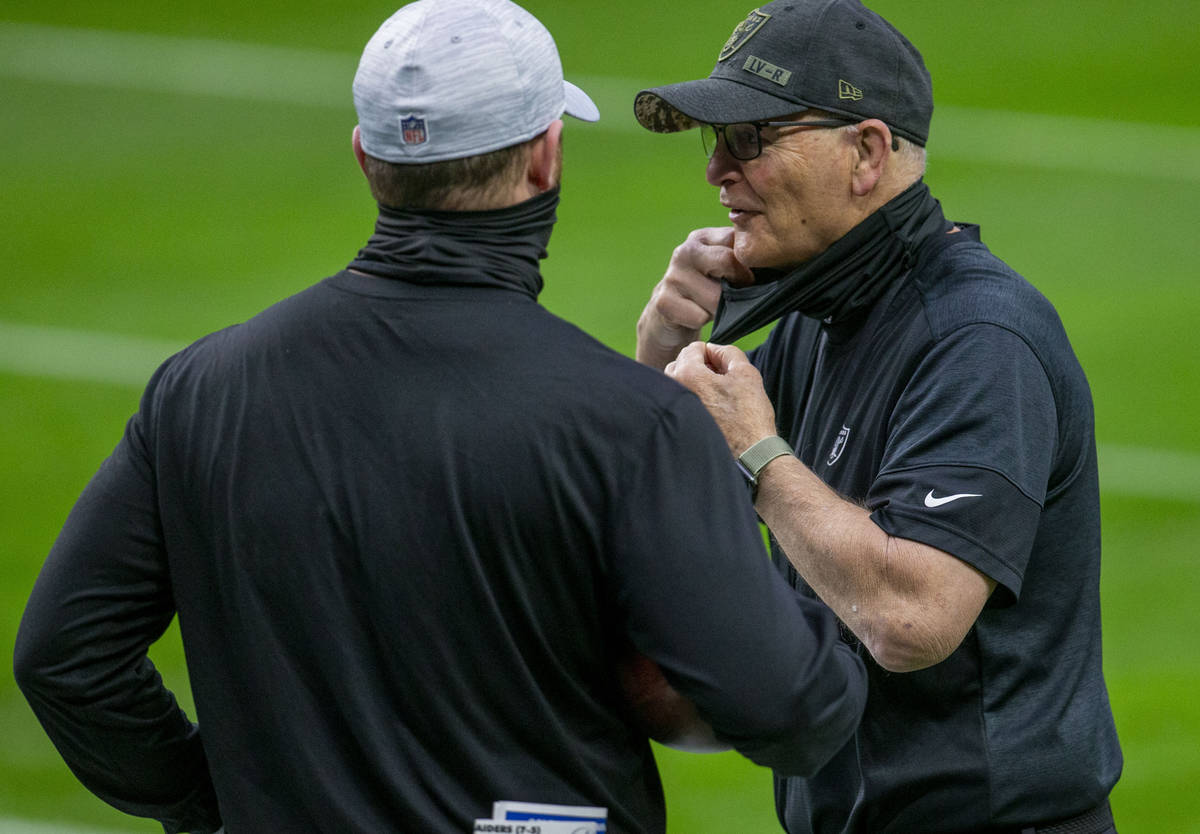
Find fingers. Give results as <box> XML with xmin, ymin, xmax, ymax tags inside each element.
<box><xmin>690</xmin><ymin>228</ymin><xmax>754</xmax><ymax>287</ymax></box>
<box><xmin>659</xmin><ymin>229</ymin><xmax>740</xmax><ymax>325</ymax></box>
<box><xmin>664</xmin><ymin>342</ymin><xmax>776</xmax><ymax>456</ymax></box>
<box><xmin>676</xmin><ymin>340</ymin><xmax>709</xmax><ymax>363</ymax></box>
<box><xmin>665</xmin><ymin>342</ymin><xmax>750</xmax><ymax>383</ymax></box>
<box><xmin>637</xmin><ymin>227</ymin><xmax>752</xmax><ymax>369</ymax></box>
<box><xmin>702</xmin><ymin>342</ymin><xmax>750</xmax><ymax>374</ymax></box>
<box><xmin>665</xmin><ymin>341</ymin><xmax>708</xmax><ymax>379</ymax></box>
<box><xmin>648</xmin><ymin>272</ymin><xmax>718</xmax><ymax>334</ymax></box>
<box><xmin>663</xmin><ymin>341</ymin><xmax>721</xmax><ymax>388</ymax></box>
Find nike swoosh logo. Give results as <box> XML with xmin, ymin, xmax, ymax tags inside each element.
<box><xmin>924</xmin><ymin>490</ymin><xmax>982</xmax><ymax>508</ymax></box>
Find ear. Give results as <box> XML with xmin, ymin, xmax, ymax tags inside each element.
<box><xmin>849</xmin><ymin>119</ymin><xmax>892</xmax><ymax>197</ymax></box>
<box><xmin>527</xmin><ymin>119</ymin><xmax>564</xmax><ymax>193</ymax></box>
<box><xmin>352</xmin><ymin>125</ymin><xmax>368</xmax><ymax>176</ymax></box>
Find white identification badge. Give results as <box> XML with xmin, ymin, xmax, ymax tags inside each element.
<box><xmin>472</xmin><ymin>820</ymin><xmax>597</xmax><ymax>834</ymax></box>
<box><xmin>472</xmin><ymin>800</ymin><xmax>607</xmax><ymax>834</ymax></box>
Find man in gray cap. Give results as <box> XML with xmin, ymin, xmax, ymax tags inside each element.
<box><xmin>15</xmin><ymin>1</ymin><xmax>868</xmax><ymax>832</ymax></box>
<box><xmin>634</xmin><ymin>1</ymin><xmax>1122</xmax><ymax>832</ymax></box>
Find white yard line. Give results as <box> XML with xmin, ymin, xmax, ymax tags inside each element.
<box><xmin>1</xmin><ymin>319</ymin><xmax>1197</xmax><ymax>502</ymax></box>
<box><xmin>0</xmin><ymin>320</ymin><xmax>185</xmax><ymax>389</ymax></box>
<box><xmin>0</xmin><ymin>21</ymin><xmax>351</xmax><ymax>108</ymax></box>
<box><xmin>2</xmin><ymin>21</ymin><xmax>1199</xmax><ymax>181</ymax></box>
<box><xmin>0</xmin><ymin>817</ymin><xmax>136</xmax><ymax>834</ymax></box>
<box><xmin>1095</xmin><ymin>444</ymin><xmax>1200</xmax><ymax>503</ymax></box>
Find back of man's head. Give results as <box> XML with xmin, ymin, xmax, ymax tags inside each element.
<box><xmin>353</xmin><ymin>0</ymin><xmax>598</xmax><ymax>210</ymax></box>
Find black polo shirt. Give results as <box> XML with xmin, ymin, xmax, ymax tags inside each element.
<box><xmin>752</xmin><ymin>227</ymin><xmax>1122</xmax><ymax>832</ymax></box>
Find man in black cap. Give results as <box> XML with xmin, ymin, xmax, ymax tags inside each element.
<box><xmin>633</xmin><ymin>1</ymin><xmax>1122</xmax><ymax>832</ymax></box>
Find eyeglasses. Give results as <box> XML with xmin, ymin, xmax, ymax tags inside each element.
<box><xmin>701</xmin><ymin>119</ymin><xmax>857</xmax><ymax>161</ymax></box>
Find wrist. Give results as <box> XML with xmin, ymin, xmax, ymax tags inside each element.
<box><xmin>736</xmin><ymin>435</ymin><xmax>794</xmax><ymax>502</ymax></box>
<box><xmin>636</xmin><ymin>320</ymin><xmax>694</xmax><ymax>370</ymax></box>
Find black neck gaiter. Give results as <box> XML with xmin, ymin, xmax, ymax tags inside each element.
<box><xmin>347</xmin><ymin>187</ymin><xmax>560</xmax><ymax>299</ymax></box>
<box><xmin>710</xmin><ymin>180</ymin><xmax>949</xmax><ymax>344</ymax></box>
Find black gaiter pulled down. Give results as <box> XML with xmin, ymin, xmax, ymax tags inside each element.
<box><xmin>710</xmin><ymin>180</ymin><xmax>949</xmax><ymax>344</ymax></box>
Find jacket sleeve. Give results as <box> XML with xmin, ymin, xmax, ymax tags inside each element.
<box><xmin>608</xmin><ymin>389</ymin><xmax>867</xmax><ymax>776</ymax></box>
<box><xmin>13</xmin><ymin>403</ymin><xmax>222</xmax><ymax>834</ymax></box>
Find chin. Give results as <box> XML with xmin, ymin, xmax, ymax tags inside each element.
<box><xmin>734</xmin><ymin>236</ymin><xmax>789</xmax><ymax>272</ymax></box>
<box><xmin>732</xmin><ymin>239</ymin><xmax>764</xmax><ymax>270</ymax></box>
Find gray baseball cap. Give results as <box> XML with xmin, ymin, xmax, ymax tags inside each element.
<box><xmin>634</xmin><ymin>0</ymin><xmax>932</xmax><ymax>146</ymax></box>
<box><xmin>354</xmin><ymin>0</ymin><xmax>600</xmax><ymax>164</ymax></box>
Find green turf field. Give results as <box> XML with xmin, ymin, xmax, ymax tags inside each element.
<box><xmin>2</xmin><ymin>1</ymin><xmax>1197</xmax><ymax>831</ymax></box>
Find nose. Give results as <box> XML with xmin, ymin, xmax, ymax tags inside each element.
<box><xmin>706</xmin><ymin>141</ymin><xmax>742</xmax><ymax>188</ymax></box>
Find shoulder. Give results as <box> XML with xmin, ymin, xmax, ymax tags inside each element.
<box><xmin>526</xmin><ymin>305</ymin><xmax>709</xmax><ymax>412</ymax></box>
<box><xmin>590</xmin><ymin>357</ymin><xmax>712</xmax><ymax>434</ymax></box>
<box><xmin>900</xmin><ymin>229</ymin><xmax>1095</xmax><ymax>404</ymax></box>
<box><xmin>912</xmin><ymin>229</ymin><xmax>1065</xmax><ymax>347</ymax></box>
<box><xmin>142</xmin><ymin>279</ymin><xmax>335</xmax><ymax>397</ymax></box>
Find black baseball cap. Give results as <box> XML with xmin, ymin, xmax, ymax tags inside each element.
<box><xmin>634</xmin><ymin>0</ymin><xmax>933</xmax><ymax>146</ymax></box>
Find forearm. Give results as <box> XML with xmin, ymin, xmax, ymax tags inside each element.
<box><xmin>754</xmin><ymin>455</ymin><xmax>983</xmax><ymax>672</ymax></box>
<box><xmin>663</xmin><ymin>342</ymin><xmax>996</xmax><ymax>671</ymax></box>
<box><xmin>20</xmin><ymin>679</ymin><xmax>220</xmax><ymax>833</ymax></box>
<box><xmin>15</xmin><ymin>567</ymin><xmax>222</xmax><ymax>832</ymax></box>
<box><xmin>720</xmin><ymin>633</ymin><xmax>867</xmax><ymax>776</ymax></box>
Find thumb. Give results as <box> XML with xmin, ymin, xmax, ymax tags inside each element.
<box><xmin>703</xmin><ymin>342</ymin><xmax>749</xmax><ymax>374</ymax></box>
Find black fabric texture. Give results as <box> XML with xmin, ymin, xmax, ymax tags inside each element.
<box><xmin>348</xmin><ymin>186</ymin><xmax>558</xmax><ymax>296</ymax></box>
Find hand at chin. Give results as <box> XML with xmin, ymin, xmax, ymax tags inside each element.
<box><xmin>616</xmin><ymin>651</ymin><xmax>729</xmax><ymax>753</ymax></box>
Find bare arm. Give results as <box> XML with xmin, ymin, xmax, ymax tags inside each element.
<box><xmin>753</xmin><ymin>455</ymin><xmax>996</xmax><ymax>672</ymax></box>
<box><xmin>635</xmin><ymin>227</ymin><xmax>753</xmax><ymax>369</ymax></box>
<box><xmin>666</xmin><ymin>341</ymin><xmax>996</xmax><ymax>673</ymax></box>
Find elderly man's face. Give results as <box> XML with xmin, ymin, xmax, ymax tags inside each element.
<box><xmin>707</xmin><ymin>117</ymin><xmax>859</xmax><ymax>270</ymax></box>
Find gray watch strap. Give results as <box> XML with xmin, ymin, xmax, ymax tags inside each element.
<box><xmin>738</xmin><ymin>435</ymin><xmax>794</xmax><ymax>479</ymax></box>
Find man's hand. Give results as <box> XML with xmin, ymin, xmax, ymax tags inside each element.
<box><xmin>665</xmin><ymin>341</ymin><xmax>776</xmax><ymax>457</ymax></box>
<box><xmin>616</xmin><ymin>650</ymin><xmax>728</xmax><ymax>753</ymax></box>
<box><xmin>635</xmin><ymin>228</ymin><xmax>753</xmax><ymax>370</ymax></box>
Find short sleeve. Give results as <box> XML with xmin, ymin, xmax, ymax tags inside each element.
<box><xmin>868</xmin><ymin>323</ymin><xmax>1057</xmax><ymax>604</ymax></box>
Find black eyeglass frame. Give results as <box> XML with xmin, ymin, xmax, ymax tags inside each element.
<box><xmin>701</xmin><ymin>119</ymin><xmax>898</xmax><ymax>160</ymax></box>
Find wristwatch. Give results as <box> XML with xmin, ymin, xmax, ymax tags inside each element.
<box><xmin>735</xmin><ymin>435</ymin><xmax>794</xmax><ymax>502</ymax></box>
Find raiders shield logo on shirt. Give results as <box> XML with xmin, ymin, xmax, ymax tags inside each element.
<box><xmin>827</xmin><ymin>425</ymin><xmax>851</xmax><ymax>466</ymax></box>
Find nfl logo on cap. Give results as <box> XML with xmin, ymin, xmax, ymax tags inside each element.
<box><xmin>353</xmin><ymin>0</ymin><xmax>598</xmax><ymax>163</ymax></box>
<box><xmin>400</xmin><ymin>115</ymin><xmax>428</xmax><ymax>146</ymax></box>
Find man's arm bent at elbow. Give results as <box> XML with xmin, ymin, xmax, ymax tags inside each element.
<box><xmin>755</xmin><ymin>454</ymin><xmax>996</xmax><ymax>672</ymax></box>
<box><xmin>667</xmin><ymin>340</ymin><xmax>996</xmax><ymax>673</ymax></box>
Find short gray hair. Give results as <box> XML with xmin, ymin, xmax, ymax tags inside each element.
<box><xmin>891</xmin><ymin>134</ymin><xmax>927</xmax><ymax>178</ymax></box>
<box><xmin>362</xmin><ymin>141</ymin><xmax>531</xmax><ymax>211</ymax></box>
<box><xmin>840</xmin><ymin>122</ymin><xmax>927</xmax><ymax>180</ymax></box>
